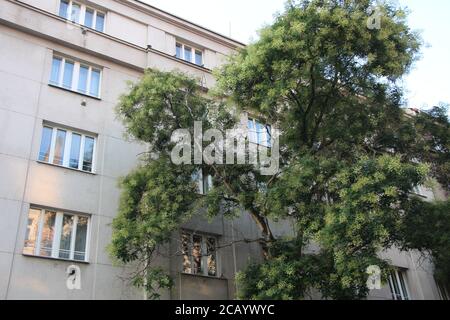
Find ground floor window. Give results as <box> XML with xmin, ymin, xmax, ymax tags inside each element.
<box><xmin>23</xmin><ymin>207</ymin><xmax>90</xmax><ymax>262</ymax></box>
<box><xmin>181</xmin><ymin>231</ymin><xmax>218</xmax><ymax>277</ymax></box>
<box><xmin>388</xmin><ymin>269</ymin><xmax>410</xmax><ymax>300</ymax></box>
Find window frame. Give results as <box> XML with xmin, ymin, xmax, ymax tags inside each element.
<box><xmin>180</xmin><ymin>231</ymin><xmax>219</xmax><ymax>278</ymax></box>
<box><xmin>38</xmin><ymin>124</ymin><xmax>97</xmax><ymax>174</ymax></box>
<box><xmin>23</xmin><ymin>207</ymin><xmax>91</xmax><ymax>263</ymax></box>
<box><xmin>50</xmin><ymin>55</ymin><xmax>102</xmax><ymax>99</ymax></box>
<box><xmin>175</xmin><ymin>41</ymin><xmax>204</xmax><ymax>67</ymax></box>
<box><xmin>59</xmin><ymin>0</ymin><xmax>106</xmax><ymax>32</ymax></box>
<box><xmin>388</xmin><ymin>269</ymin><xmax>410</xmax><ymax>300</ymax></box>
<box><xmin>247</xmin><ymin>117</ymin><xmax>272</xmax><ymax>148</ymax></box>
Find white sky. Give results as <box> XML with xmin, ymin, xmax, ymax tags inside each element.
<box><xmin>142</xmin><ymin>0</ymin><xmax>450</xmax><ymax>111</ymax></box>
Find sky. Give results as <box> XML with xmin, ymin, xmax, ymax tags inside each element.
<box><xmin>143</xmin><ymin>0</ymin><xmax>450</xmax><ymax>111</ymax></box>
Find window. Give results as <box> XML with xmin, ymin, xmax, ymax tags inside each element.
<box><xmin>175</xmin><ymin>42</ymin><xmax>203</xmax><ymax>66</ymax></box>
<box><xmin>50</xmin><ymin>55</ymin><xmax>102</xmax><ymax>98</ymax></box>
<box><xmin>247</xmin><ymin>118</ymin><xmax>272</xmax><ymax>147</ymax></box>
<box><xmin>388</xmin><ymin>269</ymin><xmax>410</xmax><ymax>300</ymax></box>
<box><xmin>192</xmin><ymin>169</ymin><xmax>213</xmax><ymax>195</ymax></box>
<box><xmin>181</xmin><ymin>231</ymin><xmax>217</xmax><ymax>277</ymax></box>
<box><xmin>23</xmin><ymin>207</ymin><xmax>90</xmax><ymax>262</ymax></box>
<box><xmin>58</xmin><ymin>0</ymin><xmax>105</xmax><ymax>32</ymax></box>
<box><xmin>38</xmin><ymin>124</ymin><xmax>97</xmax><ymax>173</ymax></box>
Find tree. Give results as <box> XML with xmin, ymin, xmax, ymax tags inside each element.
<box><xmin>110</xmin><ymin>0</ymin><xmax>450</xmax><ymax>300</ymax></box>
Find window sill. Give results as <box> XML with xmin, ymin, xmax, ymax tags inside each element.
<box><xmin>181</xmin><ymin>272</ymin><xmax>225</xmax><ymax>280</ymax></box>
<box><xmin>48</xmin><ymin>83</ymin><xmax>101</xmax><ymax>101</ymax></box>
<box><xmin>36</xmin><ymin>160</ymin><xmax>96</xmax><ymax>175</ymax></box>
<box><xmin>172</xmin><ymin>55</ymin><xmax>210</xmax><ymax>71</ymax></box>
<box><xmin>22</xmin><ymin>253</ymin><xmax>89</xmax><ymax>265</ymax></box>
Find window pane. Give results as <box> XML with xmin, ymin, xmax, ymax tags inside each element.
<box><xmin>69</xmin><ymin>133</ymin><xmax>81</xmax><ymax>169</ymax></box>
<box><xmin>256</xmin><ymin>121</ymin><xmax>265</xmax><ymax>145</ymax></box>
<box><xmin>206</xmin><ymin>237</ymin><xmax>217</xmax><ymax>276</ymax></box>
<box><xmin>192</xmin><ymin>235</ymin><xmax>203</xmax><ymax>274</ymax></box>
<box><xmin>184</xmin><ymin>46</ymin><xmax>192</xmax><ymax>62</ymax></box>
<box><xmin>58</xmin><ymin>214</ymin><xmax>74</xmax><ymax>259</ymax></box>
<box><xmin>23</xmin><ymin>208</ymin><xmax>41</xmax><ymax>255</ymax></box>
<box><xmin>195</xmin><ymin>50</ymin><xmax>203</xmax><ymax>66</ymax></box>
<box><xmin>398</xmin><ymin>272</ymin><xmax>409</xmax><ymax>300</ymax></box>
<box><xmin>84</xmin><ymin>8</ymin><xmax>94</xmax><ymax>28</ymax></box>
<box><xmin>247</xmin><ymin>119</ymin><xmax>257</xmax><ymax>143</ymax></box>
<box><xmin>82</xmin><ymin>137</ymin><xmax>95</xmax><ymax>172</ymax></box>
<box><xmin>74</xmin><ymin>216</ymin><xmax>88</xmax><ymax>261</ymax></box>
<box><xmin>203</xmin><ymin>174</ymin><xmax>212</xmax><ymax>194</ymax></box>
<box><xmin>53</xmin><ymin>129</ymin><xmax>67</xmax><ymax>165</ymax></box>
<box><xmin>59</xmin><ymin>0</ymin><xmax>69</xmax><ymax>19</ymax></box>
<box><xmin>89</xmin><ymin>69</ymin><xmax>100</xmax><ymax>97</ymax></box>
<box><xmin>63</xmin><ymin>60</ymin><xmax>74</xmax><ymax>89</ymax></box>
<box><xmin>70</xmin><ymin>3</ymin><xmax>81</xmax><ymax>23</ymax></box>
<box><xmin>78</xmin><ymin>65</ymin><xmax>89</xmax><ymax>94</ymax></box>
<box><xmin>50</xmin><ymin>57</ymin><xmax>62</xmax><ymax>85</ymax></box>
<box><xmin>176</xmin><ymin>43</ymin><xmax>182</xmax><ymax>59</ymax></box>
<box><xmin>95</xmin><ymin>13</ymin><xmax>105</xmax><ymax>32</ymax></box>
<box><xmin>39</xmin><ymin>127</ymin><xmax>53</xmax><ymax>162</ymax></box>
<box><xmin>39</xmin><ymin>211</ymin><xmax>56</xmax><ymax>257</ymax></box>
<box><xmin>181</xmin><ymin>233</ymin><xmax>191</xmax><ymax>274</ymax></box>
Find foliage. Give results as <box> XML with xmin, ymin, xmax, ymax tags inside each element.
<box><xmin>110</xmin><ymin>0</ymin><xmax>450</xmax><ymax>300</ymax></box>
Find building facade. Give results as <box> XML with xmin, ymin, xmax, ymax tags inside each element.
<box><xmin>0</xmin><ymin>0</ymin><xmax>446</xmax><ymax>300</ymax></box>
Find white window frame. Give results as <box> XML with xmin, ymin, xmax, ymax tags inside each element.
<box><xmin>175</xmin><ymin>41</ymin><xmax>204</xmax><ymax>66</ymax></box>
<box><xmin>181</xmin><ymin>231</ymin><xmax>219</xmax><ymax>277</ymax></box>
<box><xmin>388</xmin><ymin>269</ymin><xmax>410</xmax><ymax>300</ymax></box>
<box><xmin>39</xmin><ymin>124</ymin><xmax>97</xmax><ymax>173</ymax></box>
<box><xmin>24</xmin><ymin>207</ymin><xmax>91</xmax><ymax>262</ymax></box>
<box><xmin>192</xmin><ymin>169</ymin><xmax>213</xmax><ymax>195</ymax></box>
<box><xmin>50</xmin><ymin>55</ymin><xmax>102</xmax><ymax>98</ymax></box>
<box><xmin>247</xmin><ymin>117</ymin><xmax>272</xmax><ymax>147</ymax></box>
<box><xmin>59</xmin><ymin>0</ymin><xmax>106</xmax><ymax>32</ymax></box>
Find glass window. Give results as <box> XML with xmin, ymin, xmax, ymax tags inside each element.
<box><xmin>83</xmin><ymin>136</ymin><xmax>95</xmax><ymax>172</ymax></box>
<box><xmin>23</xmin><ymin>208</ymin><xmax>90</xmax><ymax>262</ymax></box>
<box><xmin>70</xmin><ymin>2</ymin><xmax>81</xmax><ymax>23</ymax></box>
<box><xmin>69</xmin><ymin>133</ymin><xmax>82</xmax><ymax>169</ymax></box>
<box><xmin>58</xmin><ymin>214</ymin><xmax>74</xmax><ymax>259</ymax></box>
<box><xmin>53</xmin><ymin>129</ymin><xmax>67</xmax><ymax>165</ymax></box>
<box><xmin>95</xmin><ymin>12</ymin><xmax>105</xmax><ymax>32</ymax></box>
<box><xmin>192</xmin><ymin>235</ymin><xmax>203</xmax><ymax>275</ymax></box>
<box><xmin>206</xmin><ymin>237</ymin><xmax>217</xmax><ymax>276</ymax></box>
<box><xmin>181</xmin><ymin>232</ymin><xmax>218</xmax><ymax>277</ymax></box>
<box><xmin>62</xmin><ymin>60</ymin><xmax>74</xmax><ymax>89</ymax></box>
<box><xmin>59</xmin><ymin>0</ymin><xmax>69</xmax><ymax>19</ymax></box>
<box><xmin>38</xmin><ymin>125</ymin><xmax>96</xmax><ymax>173</ymax></box>
<box><xmin>84</xmin><ymin>8</ymin><xmax>94</xmax><ymax>28</ymax></box>
<box><xmin>248</xmin><ymin>118</ymin><xmax>271</xmax><ymax>147</ymax></box>
<box><xmin>195</xmin><ymin>50</ymin><xmax>203</xmax><ymax>66</ymax></box>
<box><xmin>181</xmin><ymin>232</ymin><xmax>192</xmax><ymax>274</ymax></box>
<box><xmin>23</xmin><ymin>208</ymin><xmax>41</xmax><ymax>255</ymax></box>
<box><xmin>78</xmin><ymin>65</ymin><xmax>89</xmax><ymax>94</ymax></box>
<box><xmin>39</xmin><ymin>127</ymin><xmax>53</xmax><ymax>162</ymax></box>
<box><xmin>184</xmin><ymin>46</ymin><xmax>192</xmax><ymax>62</ymax></box>
<box><xmin>74</xmin><ymin>216</ymin><xmax>88</xmax><ymax>261</ymax></box>
<box><xmin>39</xmin><ymin>211</ymin><xmax>57</xmax><ymax>257</ymax></box>
<box><xmin>388</xmin><ymin>269</ymin><xmax>410</xmax><ymax>300</ymax></box>
<box><xmin>89</xmin><ymin>69</ymin><xmax>101</xmax><ymax>97</ymax></box>
<box><xmin>50</xmin><ymin>57</ymin><xmax>62</xmax><ymax>85</ymax></box>
<box><xmin>176</xmin><ymin>43</ymin><xmax>183</xmax><ymax>59</ymax></box>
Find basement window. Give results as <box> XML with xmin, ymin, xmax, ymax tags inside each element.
<box><xmin>23</xmin><ymin>207</ymin><xmax>90</xmax><ymax>262</ymax></box>
<box><xmin>181</xmin><ymin>231</ymin><xmax>218</xmax><ymax>277</ymax></box>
